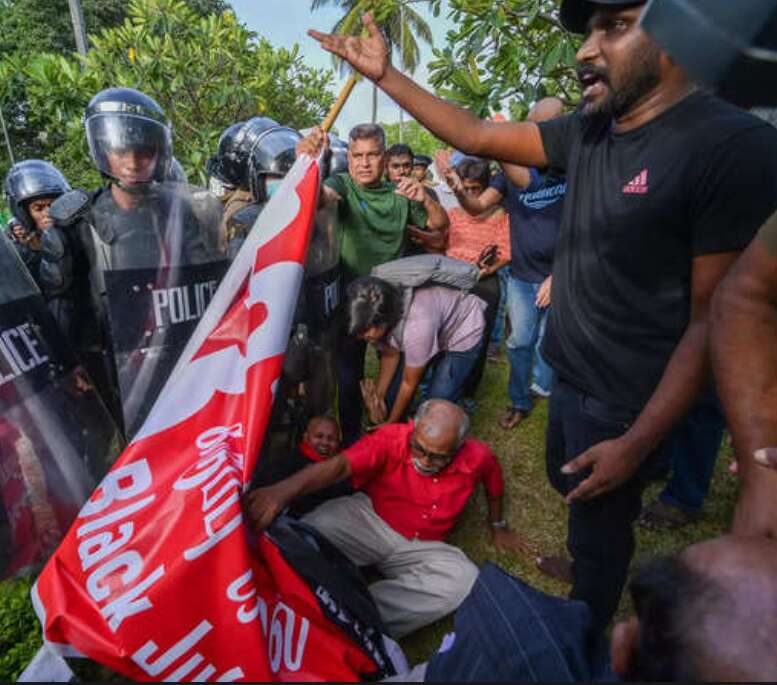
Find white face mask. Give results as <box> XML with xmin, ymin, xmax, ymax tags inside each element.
<box><xmin>266</xmin><ymin>178</ymin><xmax>283</xmax><ymax>199</ymax></box>
<box><xmin>208</xmin><ymin>176</ymin><xmax>227</xmax><ymax>197</ymax></box>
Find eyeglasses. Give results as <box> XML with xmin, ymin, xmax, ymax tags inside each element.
<box><xmin>410</xmin><ymin>437</ymin><xmax>456</xmax><ymax>465</ymax></box>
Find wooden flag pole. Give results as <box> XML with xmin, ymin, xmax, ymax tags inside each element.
<box><xmin>321</xmin><ymin>73</ymin><xmax>359</xmax><ymax>133</ymax></box>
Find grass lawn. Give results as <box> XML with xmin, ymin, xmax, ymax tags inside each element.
<box><xmin>396</xmin><ymin>347</ymin><xmax>738</xmax><ymax>666</ymax></box>
<box><xmin>0</xmin><ymin>347</ymin><xmax>738</xmax><ymax>680</ymax></box>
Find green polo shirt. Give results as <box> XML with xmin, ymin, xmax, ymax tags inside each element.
<box><xmin>324</xmin><ymin>173</ymin><xmax>428</xmax><ymax>280</ymax></box>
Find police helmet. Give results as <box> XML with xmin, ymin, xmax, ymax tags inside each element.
<box><xmin>246</xmin><ymin>123</ymin><xmax>301</xmax><ymax>203</ymax></box>
<box><xmin>210</xmin><ymin>121</ymin><xmax>246</xmax><ymax>188</ymax></box>
<box><xmin>327</xmin><ymin>136</ymin><xmax>349</xmax><ymax>178</ymax></box>
<box><xmin>167</xmin><ymin>157</ymin><xmax>188</xmax><ymax>185</ymax></box>
<box><xmin>84</xmin><ymin>87</ymin><xmax>173</xmax><ymax>185</ymax></box>
<box><xmin>4</xmin><ymin>159</ymin><xmax>71</xmax><ymax>231</ymax></box>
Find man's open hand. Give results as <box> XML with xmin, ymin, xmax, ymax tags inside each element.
<box><xmin>243</xmin><ymin>485</ymin><xmax>288</xmax><ymax>533</ymax></box>
<box><xmin>308</xmin><ymin>12</ymin><xmax>390</xmax><ymax>83</ymax></box>
<box><xmin>489</xmin><ymin>527</ymin><xmax>536</xmax><ymax>557</ymax></box>
<box><xmin>561</xmin><ymin>438</ymin><xmax>642</xmax><ymax>503</ymax></box>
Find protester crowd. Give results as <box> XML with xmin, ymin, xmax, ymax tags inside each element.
<box><xmin>4</xmin><ymin>0</ymin><xmax>777</xmax><ymax>681</ymax></box>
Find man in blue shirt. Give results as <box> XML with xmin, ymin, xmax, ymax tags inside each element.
<box><xmin>442</xmin><ymin>97</ymin><xmax>566</xmax><ymax>430</ymax></box>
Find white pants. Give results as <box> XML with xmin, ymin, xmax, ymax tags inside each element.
<box><xmin>303</xmin><ymin>492</ymin><xmax>479</xmax><ymax>638</ymax></box>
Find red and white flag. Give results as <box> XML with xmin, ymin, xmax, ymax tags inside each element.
<box><xmin>26</xmin><ymin>154</ymin><xmax>388</xmax><ymax>682</ymax></box>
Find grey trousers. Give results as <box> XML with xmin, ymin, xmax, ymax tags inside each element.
<box><xmin>303</xmin><ymin>492</ymin><xmax>479</xmax><ymax>638</ymax></box>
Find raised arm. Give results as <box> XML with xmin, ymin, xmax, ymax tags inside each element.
<box><xmin>434</xmin><ymin>151</ymin><xmax>504</xmax><ymax>216</ymax></box>
<box><xmin>309</xmin><ymin>13</ymin><xmax>547</xmax><ymax>168</ymax></box>
<box><xmin>297</xmin><ymin>129</ymin><xmax>342</xmax><ymax>209</ymax></box>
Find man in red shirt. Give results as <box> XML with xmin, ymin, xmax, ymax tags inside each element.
<box><xmin>245</xmin><ymin>399</ymin><xmax>525</xmax><ymax>638</ymax></box>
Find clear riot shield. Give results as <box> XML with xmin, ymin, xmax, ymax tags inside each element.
<box><xmin>89</xmin><ymin>182</ymin><xmax>228</xmax><ymax>439</ymax></box>
<box><xmin>297</xmin><ymin>203</ymin><xmax>343</xmax><ymax>418</ymax></box>
<box><xmin>0</xmin><ymin>232</ymin><xmax>123</xmax><ymax>578</ymax></box>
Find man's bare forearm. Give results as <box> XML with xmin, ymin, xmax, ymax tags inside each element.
<box><xmin>274</xmin><ymin>454</ymin><xmax>352</xmax><ymax>503</ymax></box>
<box><xmin>712</xmin><ymin>243</ymin><xmax>777</xmax><ymax>477</ymax></box>
<box><xmin>376</xmin><ymin>67</ymin><xmax>547</xmax><ymax>167</ymax></box>
<box><xmin>487</xmin><ymin>496</ymin><xmax>505</xmax><ymax>524</ymax></box>
<box><xmin>423</xmin><ymin>194</ymin><xmax>449</xmax><ymax>231</ymax></box>
<box><xmin>499</xmin><ymin>162</ymin><xmax>532</xmax><ymax>190</ymax></box>
<box><xmin>620</xmin><ymin>321</ymin><xmax>710</xmax><ymax>460</ymax></box>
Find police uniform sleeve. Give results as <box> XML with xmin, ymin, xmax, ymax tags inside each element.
<box><xmin>38</xmin><ymin>227</ymin><xmax>73</xmax><ymax>295</ymax></box>
<box><xmin>537</xmin><ymin>113</ymin><xmax>581</xmax><ymax>173</ymax></box>
<box><xmin>689</xmin><ymin>123</ymin><xmax>777</xmax><ymax>256</ymax></box>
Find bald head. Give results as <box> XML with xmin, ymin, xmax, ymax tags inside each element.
<box><xmin>527</xmin><ymin>97</ymin><xmax>564</xmax><ymax>123</ymax></box>
<box><xmin>621</xmin><ymin>535</ymin><xmax>777</xmax><ymax>682</ymax></box>
<box><xmin>415</xmin><ymin>399</ymin><xmax>468</xmax><ymax>445</ymax></box>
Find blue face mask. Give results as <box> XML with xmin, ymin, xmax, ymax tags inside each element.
<box><xmin>266</xmin><ymin>178</ymin><xmax>283</xmax><ymax>199</ymax></box>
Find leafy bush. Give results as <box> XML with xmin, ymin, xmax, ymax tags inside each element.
<box><xmin>0</xmin><ymin>0</ymin><xmax>336</xmax><ymax>188</ymax></box>
<box><xmin>0</xmin><ymin>576</ymin><xmax>41</xmax><ymax>682</ymax></box>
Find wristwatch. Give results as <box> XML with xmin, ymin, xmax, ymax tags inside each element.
<box><xmin>490</xmin><ymin>519</ymin><xmax>508</xmax><ymax>529</ymax></box>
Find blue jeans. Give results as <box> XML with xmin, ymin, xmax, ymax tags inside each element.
<box><xmin>388</xmin><ymin>344</ymin><xmax>483</xmax><ymax>414</ymax></box>
<box><xmin>658</xmin><ymin>395</ymin><xmax>725</xmax><ymax>513</ymax></box>
<box><xmin>505</xmin><ymin>275</ymin><xmax>553</xmax><ymax>412</ymax></box>
<box><xmin>489</xmin><ymin>267</ymin><xmax>511</xmax><ymax>346</ymax></box>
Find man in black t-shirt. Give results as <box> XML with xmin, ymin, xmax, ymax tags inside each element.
<box><xmin>307</xmin><ymin>0</ymin><xmax>777</xmax><ymax>631</ymax></box>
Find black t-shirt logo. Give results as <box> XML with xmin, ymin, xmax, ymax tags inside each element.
<box><xmin>623</xmin><ymin>169</ymin><xmax>649</xmax><ymax>195</ymax></box>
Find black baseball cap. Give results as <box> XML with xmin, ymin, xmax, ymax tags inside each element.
<box><xmin>412</xmin><ymin>154</ymin><xmax>433</xmax><ymax>168</ymax></box>
<box><xmin>560</xmin><ymin>0</ymin><xmax>645</xmax><ymax>34</ymax></box>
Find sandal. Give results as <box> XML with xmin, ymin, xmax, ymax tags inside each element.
<box><xmin>638</xmin><ymin>499</ymin><xmax>698</xmax><ymax>530</ymax></box>
<box><xmin>498</xmin><ymin>407</ymin><xmax>526</xmax><ymax>430</ymax></box>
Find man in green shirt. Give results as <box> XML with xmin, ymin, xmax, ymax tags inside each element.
<box><xmin>297</xmin><ymin>123</ymin><xmax>449</xmax><ymax>444</ymax></box>
<box><xmin>314</xmin><ymin>123</ymin><xmax>448</xmax><ymax>280</ymax></box>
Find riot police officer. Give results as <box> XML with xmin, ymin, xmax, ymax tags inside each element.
<box><xmin>220</xmin><ymin>120</ymin><xmax>346</xmax><ymax>460</ymax></box>
<box><xmin>3</xmin><ymin>160</ymin><xmax>75</xmax><ymax>334</ymax></box>
<box><xmin>50</xmin><ymin>87</ymin><xmax>227</xmax><ymax>439</ymax></box>
<box><xmin>0</xmin><ymin>229</ymin><xmax>122</xmax><ymax>577</ymax></box>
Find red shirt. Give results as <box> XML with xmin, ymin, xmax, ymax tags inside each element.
<box><xmin>343</xmin><ymin>422</ymin><xmax>505</xmax><ymax>542</ymax></box>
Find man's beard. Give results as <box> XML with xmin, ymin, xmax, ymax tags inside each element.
<box><xmin>579</xmin><ymin>45</ymin><xmax>662</xmax><ymax>120</ymax></box>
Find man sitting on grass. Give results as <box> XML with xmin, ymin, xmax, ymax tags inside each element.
<box><xmin>244</xmin><ymin>399</ymin><xmax>529</xmax><ymax>639</ymax></box>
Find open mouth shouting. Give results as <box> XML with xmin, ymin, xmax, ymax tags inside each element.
<box><xmin>578</xmin><ymin>65</ymin><xmax>609</xmax><ymax>101</ymax></box>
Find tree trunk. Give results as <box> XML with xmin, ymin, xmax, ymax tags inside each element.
<box><xmin>371</xmin><ymin>83</ymin><xmax>378</xmax><ymax>123</ymax></box>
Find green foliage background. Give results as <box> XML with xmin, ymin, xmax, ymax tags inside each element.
<box><xmin>428</xmin><ymin>0</ymin><xmax>581</xmax><ymax>119</ymax></box>
<box><xmin>0</xmin><ymin>0</ymin><xmax>336</xmax><ymax>190</ymax></box>
<box><xmin>380</xmin><ymin>119</ymin><xmax>446</xmax><ymax>156</ymax></box>
<box><xmin>0</xmin><ymin>577</ymin><xmax>39</xmax><ymax>681</ymax></box>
